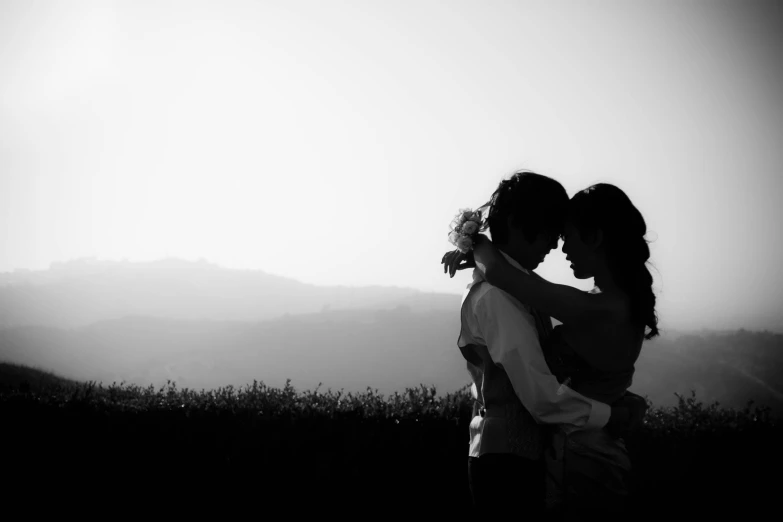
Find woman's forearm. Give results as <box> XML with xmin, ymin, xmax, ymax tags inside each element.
<box><xmin>473</xmin><ymin>237</ymin><xmax>518</xmax><ymax>286</ymax></box>
<box><xmin>483</xmin><ymin>257</ymin><xmax>510</xmax><ymax>286</ymax></box>
<box><xmin>484</xmin><ymin>260</ymin><xmax>535</xmax><ymax>303</ymax></box>
<box><xmin>471</xmin><ymin>236</ymin><xmax>538</xmax><ymax>304</ymax></box>
<box><xmin>472</xmin><ymin>235</ymin><xmax>598</xmax><ymax>324</ymax></box>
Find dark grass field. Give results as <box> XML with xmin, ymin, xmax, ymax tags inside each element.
<box><xmin>2</xmin><ymin>362</ymin><xmax>781</xmax><ymax>517</ymax></box>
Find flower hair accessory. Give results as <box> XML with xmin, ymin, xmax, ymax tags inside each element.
<box><xmin>448</xmin><ymin>208</ymin><xmax>484</xmax><ymax>254</ymax></box>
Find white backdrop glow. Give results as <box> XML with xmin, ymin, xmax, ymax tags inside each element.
<box><xmin>1</xmin><ymin>0</ymin><xmax>782</xmax><ymax>332</ymax></box>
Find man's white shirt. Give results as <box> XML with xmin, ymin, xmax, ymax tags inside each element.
<box><xmin>459</xmin><ymin>251</ymin><xmax>611</xmax><ymax>458</ymax></box>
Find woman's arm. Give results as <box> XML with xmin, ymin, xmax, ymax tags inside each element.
<box><xmin>472</xmin><ymin>236</ymin><xmax>618</xmax><ymax>326</ymax></box>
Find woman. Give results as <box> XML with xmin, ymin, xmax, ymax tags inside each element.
<box><xmin>443</xmin><ymin>183</ymin><xmax>656</xmax><ymax>519</ymax></box>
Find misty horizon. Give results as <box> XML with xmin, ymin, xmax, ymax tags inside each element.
<box><xmin>0</xmin><ymin>256</ymin><xmax>433</xmax><ymax>291</ymax></box>
<box><xmin>1</xmin><ymin>254</ymin><xmax>782</xmax><ymax>419</ymax></box>
<box><xmin>2</xmin><ymin>255</ymin><xmax>781</xmax><ymax>335</ymax></box>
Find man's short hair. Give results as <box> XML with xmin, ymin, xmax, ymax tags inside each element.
<box><xmin>485</xmin><ymin>170</ymin><xmax>569</xmax><ymax>245</ymax></box>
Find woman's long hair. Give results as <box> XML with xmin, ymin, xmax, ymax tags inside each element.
<box><xmin>568</xmin><ymin>184</ymin><xmax>659</xmax><ymax>340</ymax></box>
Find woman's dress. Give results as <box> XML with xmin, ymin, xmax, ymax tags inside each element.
<box><xmin>542</xmin><ymin>325</ymin><xmax>636</xmax><ymax>518</ymax></box>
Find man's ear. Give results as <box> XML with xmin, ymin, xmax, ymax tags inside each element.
<box><xmin>505</xmin><ymin>215</ymin><xmax>522</xmax><ymax>239</ymax></box>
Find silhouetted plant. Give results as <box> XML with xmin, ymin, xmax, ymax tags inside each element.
<box><xmin>1</xmin><ymin>368</ymin><xmax>779</xmax><ymax>515</ymax></box>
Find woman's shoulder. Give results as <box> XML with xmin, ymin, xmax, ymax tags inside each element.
<box><xmin>570</xmin><ymin>288</ymin><xmax>632</xmax><ymax>328</ymax></box>
<box><xmin>587</xmin><ymin>287</ymin><xmax>631</xmax><ymax>320</ymax></box>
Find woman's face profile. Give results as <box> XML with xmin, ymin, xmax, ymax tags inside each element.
<box><xmin>561</xmin><ymin>222</ymin><xmax>594</xmax><ymax>279</ymax></box>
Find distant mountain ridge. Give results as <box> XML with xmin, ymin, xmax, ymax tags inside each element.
<box><xmin>0</xmin><ymin>258</ymin><xmax>462</xmax><ymax>328</ymax></box>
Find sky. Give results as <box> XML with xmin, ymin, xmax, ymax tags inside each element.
<box><xmin>1</xmin><ymin>0</ymin><xmax>782</xmax><ymax>333</ymax></box>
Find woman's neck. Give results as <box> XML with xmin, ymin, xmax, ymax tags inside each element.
<box><xmin>592</xmin><ymin>264</ymin><xmax>619</xmax><ymax>294</ymax></box>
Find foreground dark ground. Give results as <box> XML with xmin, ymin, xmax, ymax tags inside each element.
<box><xmin>2</xmin><ymin>363</ymin><xmax>780</xmax><ymax>517</ymax></box>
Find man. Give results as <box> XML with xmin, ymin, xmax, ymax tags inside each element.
<box><xmin>447</xmin><ymin>171</ymin><xmax>635</xmax><ymax>516</ymax></box>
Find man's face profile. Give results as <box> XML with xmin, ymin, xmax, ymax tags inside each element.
<box><xmin>506</xmin><ymin>223</ymin><xmax>559</xmax><ymax>271</ymax></box>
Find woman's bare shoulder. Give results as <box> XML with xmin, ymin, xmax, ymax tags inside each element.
<box><xmin>587</xmin><ymin>289</ymin><xmax>632</xmax><ymax>323</ymax></box>
<box><xmin>572</xmin><ymin>289</ymin><xmax>630</xmax><ymax>327</ymax></box>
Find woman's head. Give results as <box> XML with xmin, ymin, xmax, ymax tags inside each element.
<box><xmin>562</xmin><ymin>183</ymin><xmax>659</xmax><ymax>339</ymax></box>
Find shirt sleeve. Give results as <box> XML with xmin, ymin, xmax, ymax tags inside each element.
<box><xmin>473</xmin><ymin>286</ymin><xmax>611</xmax><ymax>429</ymax></box>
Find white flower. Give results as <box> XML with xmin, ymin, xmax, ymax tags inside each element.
<box><xmin>448</xmin><ymin>207</ymin><xmax>482</xmax><ymax>250</ymax></box>
<box><xmin>461</xmin><ymin>221</ymin><xmax>478</xmax><ymax>235</ymax></box>
<box><xmin>456</xmin><ymin>235</ymin><xmax>474</xmax><ymax>253</ymax></box>
<box><xmin>457</xmin><ymin>208</ymin><xmax>476</xmax><ymax>226</ymax></box>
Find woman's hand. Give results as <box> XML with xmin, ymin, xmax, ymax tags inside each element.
<box><xmin>441</xmin><ymin>234</ymin><xmax>495</xmax><ymax>277</ymax></box>
<box><xmin>441</xmin><ymin>249</ymin><xmax>475</xmax><ymax>278</ymax></box>
<box><xmin>623</xmin><ymin>391</ymin><xmax>649</xmax><ymax>431</ymax></box>
<box><xmin>605</xmin><ymin>405</ymin><xmax>630</xmax><ymax>439</ymax></box>
<box><xmin>606</xmin><ymin>391</ymin><xmax>649</xmax><ymax>438</ymax></box>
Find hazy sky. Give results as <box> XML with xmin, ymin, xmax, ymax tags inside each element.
<box><xmin>1</xmin><ymin>0</ymin><xmax>782</xmax><ymax>332</ymax></box>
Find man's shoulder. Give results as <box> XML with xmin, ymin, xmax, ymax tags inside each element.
<box><xmin>469</xmin><ymin>281</ymin><xmax>532</xmax><ymax>316</ymax></box>
<box><xmin>466</xmin><ymin>282</ymin><xmax>541</xmax><ymax>340</ymax></box>
<box><xmin>468</xmin><ymin>280</ymin><xmax>494</xmax><ymax>300</ymax></box>
<box><xmin>462</xmin><ymin>280</ymin><xmax>491</xmax><ymax>313</ymax></box>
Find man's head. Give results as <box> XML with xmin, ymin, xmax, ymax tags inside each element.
<box><xmin>485</xmin><ymin>170</ymin><xmax>569</xmax><ymax>270</ymax></box>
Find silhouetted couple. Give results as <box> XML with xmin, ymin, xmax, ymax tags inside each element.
<box><xmin>441</xmin><ymin>171</ymin><xmax>654</xmax><ymax>520</ymax></box>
